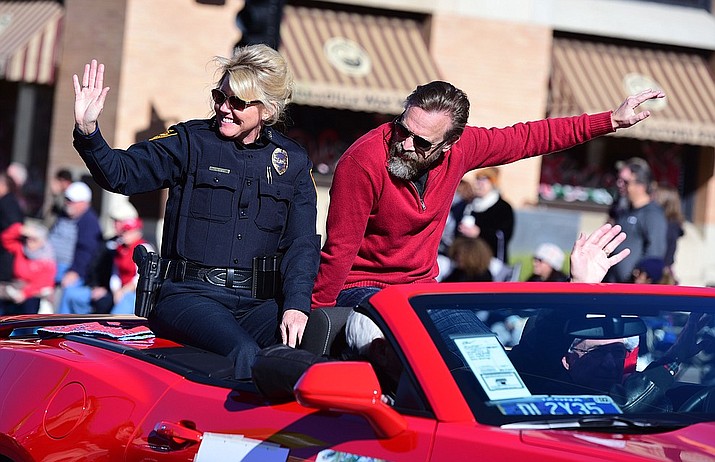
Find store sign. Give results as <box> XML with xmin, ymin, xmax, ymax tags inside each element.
<box><xmin>323</xmin><ymin>37</ymin><xmax>372</xmax><ymax>77</ymax></box>
<box><xmin>293</xmin><ymin>83</ymin><xmax>404</xmax><ymax>114</ymax></box>
<box><xmin>622</xmin><ymin>73</ymin><xmax>668</xmax><ymax>111</ymax></box>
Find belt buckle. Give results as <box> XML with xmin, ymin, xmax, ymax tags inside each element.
<box><xmin>205</xmin><ymin>267</ymin><xmax>250</xmax><ymax>288</ymax></box>
<box><xmin>205</xmin><ymin>268</ymin><xmax>227</xmax><ymax>287</ymax></box>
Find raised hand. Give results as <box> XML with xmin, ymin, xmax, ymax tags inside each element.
<box><xmin>72</xmin><ymin>59</ymin><xmax>111</xmax><ymax>135</ymax></box>
<box><xmin>611</xmin><ymin>89</ymin><xmax>666</xmax><ymax>130</ymax></box>
<box><xmin>570</xmin><ymin>223</ymin><xmax>630</xmax><ymax>283</ymax></box>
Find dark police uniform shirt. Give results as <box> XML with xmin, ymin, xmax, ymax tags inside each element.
<box><xmin>72</xmin><ymin>119</ymin><xmax>320</xmax><ymax>313</ymax></box>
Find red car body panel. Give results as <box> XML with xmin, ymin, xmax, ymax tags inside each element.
<box><xmin>0</xmin><ymin>283</ymin><xmax>713</xmax><ymax>461</ymax></box>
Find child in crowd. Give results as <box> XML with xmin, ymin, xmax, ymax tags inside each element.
<box><xmin>630</xmin><ymin>257</ymin><xmax>666</xmax><ymax>284</ymax></box>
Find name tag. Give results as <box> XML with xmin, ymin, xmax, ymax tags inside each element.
<box><xmin>209</xmin><ymin>166</ymin><xmax>231</xmax><ymax>174</ymax></box>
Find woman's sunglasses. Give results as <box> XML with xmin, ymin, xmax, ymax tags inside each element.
<box><xmin>211</xmin><ymin>89</ymin><xmax>259</xmax><ymax>111</ymax></box>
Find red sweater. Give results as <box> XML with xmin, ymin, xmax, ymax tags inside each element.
<box><xmin>311</xmin><ymin>112</ymin><xmax>614</xmax><ymax>307</ymax></box>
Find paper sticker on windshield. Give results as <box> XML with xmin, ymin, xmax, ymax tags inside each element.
<box><xmin>453</xmin><ymin>335</ymin><xmax>531</xmax><ymax>401</ymax></box>
<box><xmin>492</xmin><ymin>395</ymin><xmax>622</xmax><ymax>416</ymax></box>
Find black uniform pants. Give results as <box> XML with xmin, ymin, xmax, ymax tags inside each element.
<box><xmin>148</xmin><ymin>279</ymin><xmax>280</xmax><ymax>379</ymax></box>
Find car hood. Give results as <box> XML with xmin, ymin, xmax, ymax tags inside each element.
<box><xmin>521</xmin><ymin>422</ymin><xmax>715</xmax><ymax>460</ymax></box>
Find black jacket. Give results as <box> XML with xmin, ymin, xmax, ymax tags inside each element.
<box><xmin>73</xmin><ymin>120</ymin><xmax>320</xmax><ymax>313</ymax></box>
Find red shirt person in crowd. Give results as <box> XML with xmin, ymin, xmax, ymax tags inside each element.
<box><xmin>107</xmin><ymin>216</ymin><xmax>152</xmax><ymax>315</ymax></box>
<box><xmin>0</xmin><ymin>222</ymin><xmax>56</xmax><ymax>314</ymax></box>
<box><xmin>312</xmin><ymin>81</ymin><xmax>665</xmax><ymax>309</ymax></box>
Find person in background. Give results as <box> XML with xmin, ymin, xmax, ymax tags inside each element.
<box><xmin>50</xmin><ymin>181</ymin><xmax>104</xmax><ymax>312</ymax></box>
<box><xmin>59</xmin><ymin>202</ymin><xmax>153</xmax><ymax>315</ymax></box>
<box><xmin>0</xmin><ymin>171</ymin><xmax>24</xmax><ymax>285</ymax></box>
<box><xmin>108</xmin><ymin>215</ymin><xmax>152</xmax><ymax>314</ymax></box>
<box><xmin>84</xmin><ymin>203</ymin><xmax>138</xmax><ymax>314</ymax></box>
<box><xmin>630</xmin><ymin>256</ymin><xmax>665</xmax><ymax>284</ymax></box>
<box><xmin>605</xmin><ymin>157</ymin><xmax>667</xmax><ymax>282</ymax></box>
<box><xmin>7</xmin><ymin>162</ymin><xmax>28</xmax><ymax>214</ymax></box>
<box><xmin>7</xmin><ymin>162</ymin><xmax>27</xmax><ymax>190</ymax></box>
<box><xmin>456</xmin><ymin>167</ymin><xmax>514</xmax><ymax>264</ymax></box>
<box><xmin>437</xmin><ymin>174</ymin><xmax>477</xmax><ymax>280</ymax></box>
<box><xmin>653</xmin><ymin>184</ymin><xmax>684</xmax><ymax>285</ymax></box>
<box><xmin>0</xmin><ymin>221</ymin><xmax>56</xmax><ymax>314</ymax></box>
<box><xmin>443</xmin><ymin>236</ymin><xmax>493</xmax><ymax>282</ymax></box>
<box><xmin>526</xmin><ymin>242</ymin><xmax>569</xmax><ymax>282</ymax></box>
<box><xmin>311</xmin><ymin>79</ymin><xmax>664</xmax><ymax>309</ymax></box>
<box><xmin>71</xmin><ymin>45</ymin><xmax>319</xmax><ymax>379</ymax></box>
<box><xmin>43</xmin><ymin>168</ymin><xmax>74</xmax><ymax>228</ymax></box>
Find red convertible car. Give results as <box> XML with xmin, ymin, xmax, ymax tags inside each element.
<box><xmin>1</xmin><ymin>282</ymin><xmax>714</xmax><ymax>461</ymax></box>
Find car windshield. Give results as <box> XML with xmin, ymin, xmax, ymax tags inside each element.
<box><xmin>412</xmin><ymin>291</ymin><xmax>715</xmax><ymax>429</ymax></box>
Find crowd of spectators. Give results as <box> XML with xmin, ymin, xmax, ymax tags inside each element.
<box><xmin>0</xmin><ymin>164</ymin><xmax>151</xmax><ymax>316</ymax></box>
<box><xmin>436</xmin><ymin>158</ymin><xmax>683</xmax><ymax>286</ymax></box>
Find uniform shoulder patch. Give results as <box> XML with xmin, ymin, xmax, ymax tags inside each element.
<box><xmin>149</xmin><ymin>129</ymin><xmax>177</xmax><ymax>141</ymax></box>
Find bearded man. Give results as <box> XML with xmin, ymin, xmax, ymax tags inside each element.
<box><xmin>311</xmin><ymin>81</ymin><xmax>664</xmax><ymax>308</ymax></box>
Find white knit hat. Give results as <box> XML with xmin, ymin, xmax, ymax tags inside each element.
<box><xmin>534</xmin><ymin>243</ymin><xmax>565</xmax><ymax>270</ymax></box>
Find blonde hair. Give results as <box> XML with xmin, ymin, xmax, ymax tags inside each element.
<box><xmin>214</xmin><ymin>44</ymin><xmax>293</xmax><ymax>126</ymax></box>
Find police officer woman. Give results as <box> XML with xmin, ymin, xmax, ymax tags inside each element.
<box><xmin>72</xmin><ymin>45</ymin><xmax>320</xmax><ymax>379</ymax></box>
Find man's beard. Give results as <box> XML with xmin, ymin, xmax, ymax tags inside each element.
<box><xmin>386</xmin><ymin>142</ymin><xmax>435</xmax><ymax>181</ymax></box>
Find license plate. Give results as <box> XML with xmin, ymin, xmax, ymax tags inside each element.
<box><xmin>494</xmin><ymin>395</ymin><xmax>622</xmax><ymax>416</ymax></box>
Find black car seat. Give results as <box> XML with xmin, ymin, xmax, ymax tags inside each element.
<box><xmin>300</xmin><ymin>306</ymin><xmax>354</xmax><ymax>357</ymax></box>
<box><xmin>251</xmin><ymin>306</ymin><xmax>353</xmax><ymax>401</ymax></box>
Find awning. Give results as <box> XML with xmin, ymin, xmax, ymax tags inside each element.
<box><xmin>279</xmin><ymin>5</ymin><xmax>441</xmax><ymax>114</ymax></box>
<box><xmin>0</xmin><ymin>1</ymin><xmax>64</xmax><ymax>85</ymax></box>
<box><xmin>549</xmin><ymin>37</ymin><xmax>715</xmax><ymax>147</ymax></box>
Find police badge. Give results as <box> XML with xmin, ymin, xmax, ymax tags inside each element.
<box><xmin>272</xmin><ymin>148</ymin><xmax>288</xmax><ymax>175</ymax></box>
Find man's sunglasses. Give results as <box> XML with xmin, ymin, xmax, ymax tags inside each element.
<box><xmin>211</xmin><ymin>89</ymin><xmax>259</xmax><ymax>111</ymax></box>
<box><xmin>392</xmin><ymin>117</ymin><xmax>442</xmax><ymax>152</ymax></box>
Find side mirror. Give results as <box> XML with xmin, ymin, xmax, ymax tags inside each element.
<box><xmin>293</xmin><ymin>361</ymin><xmax>408</xmax><ymax>439</ymax></box>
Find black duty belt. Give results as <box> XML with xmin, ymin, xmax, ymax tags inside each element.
<box><xmin>164</xmin><ymin>260</ymin><xmax>252</xmax><ymax>290</ymax></box>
